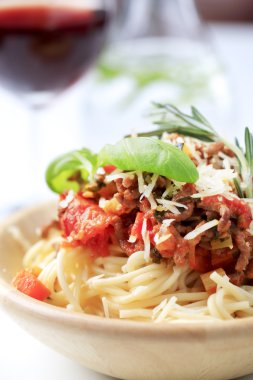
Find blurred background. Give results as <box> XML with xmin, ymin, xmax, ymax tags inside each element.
<box><xmin>0</xmin><ymin>0</ymin><xmax>253</xmax><ymax>218</ymax></box>
<box><xmin>1</xmin><ymin>2</ymin><xmax>253</xmax><ymax>380</ymax></box>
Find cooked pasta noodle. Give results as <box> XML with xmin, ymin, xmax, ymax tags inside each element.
<box><xmin>21</xmin><ymin>229</ymin><xmax>253</xmax><ymax>322</ymax></box>
<box><xmin>12</xmin><ymin>126</ymin><xmax>253</xmax><ymax>323</ymax></box>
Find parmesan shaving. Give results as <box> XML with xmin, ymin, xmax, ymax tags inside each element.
<box><xmin>147</xmin><ymin>193</ymin><xmax>157</xmax><ymax>210</ymax></box>
<box><xmin>162</xmin><ymin>219</ymin><xmax>175</xmax><ymax>227</ymax></box>
<box><xmin>59</xmin><ymin>190</ymin><xmax>74</xmax><ymax>209</ymax></box>
<box><xmin>128</xmin><ymin>235</ymin><xmax>137</xmax><ymax>243</ymax></box>
<box><xmin>156</xmin><ymin>199</ymin><xmax>188</xmax><ymax>215</ymax></box>
<box><xmin>184</xmin><ymin>219</ymin><xmax>219</xmax><ymax>240</ymax></box>
<box><xmin>160</xmin><ymin>219</ymin><xmax>175</xmax><ymax>234</ymax></box>
<box><xmin>184</xmin><ymin>137</ymin><xmax>203</xmax><ymax>164</ymax></box>
<box><xmin>192</xmin><ymin>164</ymin><xmax>236</xmax><ymax>198</ymax></box>
<box><xmin>136</xmin><ymin>171</ymin><xmax>145</xmax><ymax>194</ymax></box>
<box><xmin>142</xmin><ymin>173</ymin><xmax>158</xmax><ymax>199</ymax></box>
<box><xmin>105</xmin><ymin>171</ymin><xmax>135</xmax><ymax>183</ymax></box>
<box><xmin>98</xmin><ymin>197</ymin><xmax>107</xmax><ymax>208</ymax></box>
<box><xmin>141</xmin><ymin>218</ymin><xmax>151</xmax><ymax>262</ymax></box>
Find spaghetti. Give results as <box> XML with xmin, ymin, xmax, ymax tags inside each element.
<box><xmin>12</xmin><ymin>126</ymin><xmax>253</xmax><ymax>322</ymax></box>
<box><xmin>18</xmin><ymin>228</ymin><xmax>253</xmax><ymax>321</ymax></box>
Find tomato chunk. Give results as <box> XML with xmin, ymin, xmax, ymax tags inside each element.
<box><xmin>59</xmin><ymin>193</ymin><xmax>116</xmax><ymax>256</ymax></box>
<box><xmin>103</xmin><ymin>165</ymin><xmax>116</xmax><ymax>174</ymax></box>
<box><xmin>129</xmin><ymin>212</ymin><xmax>144</xmax><ymax>240</ymax></box>
<box><xmin>12</xmin><ymin>270</ymin><xmax>50</xmax><ymax>301</ymax></box>
<box><xmin>189</xmin><ymin>247</ymin><xmax>212</xmax><ymax>273</ymax></box>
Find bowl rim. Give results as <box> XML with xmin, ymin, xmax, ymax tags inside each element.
<box><xmin>1</xmin><ymin>200</ymin><xmax>253</xmax><ymax>339</ymax></box>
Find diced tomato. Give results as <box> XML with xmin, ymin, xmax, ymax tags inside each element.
<box><xmin>86</xmin><ymin>227</ymin><xmax>113</xmax><ymax>257</ymax></box>
<box><xmin>211</xmin><ymin>248</ymin><xmax>235</xmax><ymax>269</ymax></box>
<box><xmin>155</xmin><ymin>228</ymin><xmax>177</xmax><ymax>254</ymax></box>
<box><xmin>103</xmin><ymin>165</ymin><xmax>116</xmax><ymax>174</ymax></box>
<box><xmin>75</xmin><ymin>205</ymin><xmax>114</xmax><ymax>242</ymax></box>
<box><xmin>12</xmin><ymin>270</ymin><xmax>50</xmax><ymax>301</ymax></box>
<box><xmin>228</xmin><ymin>272</ymin><xmax>245</xmax><ymax>286</ymax></box>
<box><xmin>59</xmin><ymin>194</ymin><xmax>95</xmax><ymax>236</ymax></box>
<box><xmin>189</xmin><ymin>247</ymin><xmax>212</xmax><ymax>273</ymax></box>
<box><xmin>59</xmin><ymin>193</ymin><xmax>117</xmax><ymax>256</ymax></box>
<box><xmin>129</xmin><ymin>212</ymin><xmax>144</xmax><ymax>240</ymax></box>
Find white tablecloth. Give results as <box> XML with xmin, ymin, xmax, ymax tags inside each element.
<box><xmin>1</xmin><ymin>23</ymin><xmax>253</xmax><ymax>380</ymax></box>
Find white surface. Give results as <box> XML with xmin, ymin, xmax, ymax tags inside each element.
<box><xmin>0</xmin><ymin>311</ymin><xmax>114</xmax><ymax>380</ymax></box>
<box><xmin>1</xmin><ymin>23</ymin><xmax>253</xmax><ymax>379</ymax></box>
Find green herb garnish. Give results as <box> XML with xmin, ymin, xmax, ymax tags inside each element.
<box><xmin>45</xmin><ymin>103</ymin><xmax>252</xmax><ymax>198</ymax></box>
<box><xmin>46</xmin><ymin>149</ymin><xmax>97</xmax><ymax>193</ymax></box>
<box><xmin>98</xmin><ymin>137</ymin><xmax>198</xmax><ymax>183</ymax></box>
<box><xmin>46</xmin><ymin>136</ymin><xmax>199</xmax><ymax>193</ymax></box>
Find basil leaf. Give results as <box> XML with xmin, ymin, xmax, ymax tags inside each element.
<box><xmin>46</xmin><ymin>148</ymin><xmax>97</xmax><ymax>193</ymax></box>
<box><xmin>98</xmin><ymin>137</ymin><xmax>199</xmax><ymax>183</ymax></box>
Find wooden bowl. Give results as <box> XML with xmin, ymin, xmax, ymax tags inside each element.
<box><xmin>0</xmin><ymin>202</ymin><xmax>253</xmax><ymax>380</ymax></box>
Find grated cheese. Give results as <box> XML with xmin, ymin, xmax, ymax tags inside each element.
<box><xmin>192</xmin><ymin>164</ymin><xmax>236</xmax><ymax>198</ymax></box>
<box><xmin>128</xmin><ymin>235</ymin><xmax>137</xmax><ymax>243</ymax></box>
<box><xmin>156</xmin><ymin>199</ymin><xmax>188</xmax><ymax>215</ymax></box>
<box><xmin>59</xmin><ymin>190</ymin><xmax>74</xmax><ymax>209</ymax></box>
<box><xmin>141</xmin><ymin>218</ymin><xmax>151</xmax><ymax>262</ymax></box>
<box><xmin>184</xmin><ymin>137</ymin><xmax>203</xmax><ymax>164</ymax></box>
<box><xmin>136</xmin><ymin>171</ymin><xmax>145</xmax><ymax>194</ymax></box>
<box><xmin>141</xmin><ymin>173</ymin><xmax>158</xmax><ymax>199</ymax></box>
<box><xmin>98</xmin><ymin>197</ymin><xmax>107</xmax><ymax>208</ymax></box>
<box><xmin>147</xmin><ymin>193</ymin><xmax>157</xmax><ymax>210</ymax></box>
<box><xmin>154</xmin><ymin>219</ymin><xmax>175</xmax><ymax>245</ymax></box>
<box><xmin>105</xmin><ymin>171</ymin><xmax>136</xmax><ymax>184</ymax></box>
<box><xmin>184</xmin><ymin>219</ymin><xmax>219</xmax><ymax>240</ymax></box>
<box><xmin>160</xmin><ymin>219</ymin><xmax>175</xmax><ymax>233</ymax></box>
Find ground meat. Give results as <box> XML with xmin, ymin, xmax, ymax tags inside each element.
<box><xmin>175</xmin><ymin>224</ymin><xmax>193</xmax><ymax>235</ymax></box>
<box><xmin>150</xmin><ymin>247</ymin><xmax>163</xmax><ymax>263</ymax></box>
<box><xmin>122</xmin><ymin>175</ymin><xmax>137</xmax><ymax>189</ymax></box>
<box><xmin>156</xmin><ymin>176</ymin><xmax>167</xmax><ymax>188</ymax></box>
<box><xmin>246</xmin><ymin>259</ymin><xmax>253</xmax><ymax>279</ymax></box>
<box><xmin>223</xmin><ymin>146</ymin><xmax>236</xmax><ymax>158</ymax></box>
<box><xmin>165</xmin><ymin>202</ymin><xmax>194</xmax><ymax>222</ymax></box>
<box><xmin>164</xmin><ymin>184</ymin><xmax>196</xmax><ymax>222</ymax></box>
<box><xmin>228</xmin><ymin>272</ymin><xmax>246</xmax><ymax>286</ymax></box>
<box><xmin>114</xmin><ymin>178</ymin><xmax>140</xmax><ymax>210</ymax></box>
<box><xmin>206</xmin><ymin>211</ymin><xmax>219</xmax><ymax>220</ymax></box>
<box><xmin>199</xmin><ymin>195</ymin><xmax>252</xmax><ymax>233</ymax></box>
<box><xmin>234</xmin><ymin>230</ymin><xmax>252</xmax><ymax>272</ymax></box>
<box><xmin>205</xmin><ymin>142</ymin><xmax>224</xmax><ymax>157</ymax></box>
<box><xmin>217</xmin><ymin>204</ymin><xmax>231</xmax><ymax>233</ymax></box>
<box><xmin>173</xmin><ymin>184</ymin><xmax>196</xmax><ymax>202</ymax></box>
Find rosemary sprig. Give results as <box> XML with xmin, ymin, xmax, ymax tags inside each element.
<box><xmin>245</xmin><ymin>127</ymin><xmax>253</xmax><ymax>176</ymax></box>
<box><xmin>136</xmin><ymin>103</ymin><xmax>253</xmax><ymax>198</ymax></box>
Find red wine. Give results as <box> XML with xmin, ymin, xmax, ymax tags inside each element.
<box><xmin>0</xmin><ymin>5</ymin><xmax>109</xmax><ymax>93</ymax></box>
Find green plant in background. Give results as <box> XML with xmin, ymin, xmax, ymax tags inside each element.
<box><xmin>96</xmin><ymin>53</ymin><xmax>222</xmax><ymax>106</ymax></box>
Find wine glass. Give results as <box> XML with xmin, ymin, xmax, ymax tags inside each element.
<box><xmin>0</xmin><ymin>0</ymin><xmax>114</xmax><ymax>217</ymax></box>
